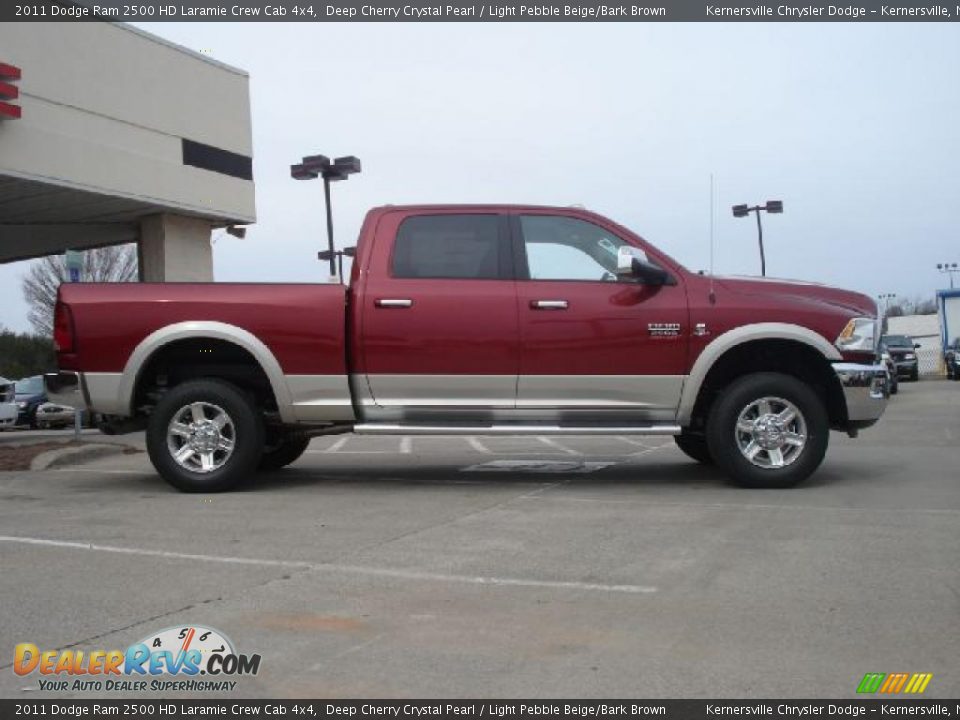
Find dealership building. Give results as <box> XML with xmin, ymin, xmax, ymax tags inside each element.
<box><xmin>0</xmin><ymin>22</ymin><xmax>255</xmax><ymax>280</ymax></box>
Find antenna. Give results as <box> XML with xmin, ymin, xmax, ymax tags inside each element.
<box><xmin>709</xmin><ymin>173</ymin><xmax>717</xmax><ymax>303</ymax></box>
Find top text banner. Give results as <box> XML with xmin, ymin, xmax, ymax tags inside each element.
<box><xmin>5</xmin><ymin>0</ymin><xmax>960</xmax><ymax>21</ymax></box>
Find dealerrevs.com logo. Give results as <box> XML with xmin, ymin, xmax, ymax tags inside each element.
<box><xmin>13</xmin><ymin>625</ymin><xmax>261</xmax><ymax>692</ymax></box>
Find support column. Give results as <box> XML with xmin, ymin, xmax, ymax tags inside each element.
<box><xmin>139</xmin><ymin>213</ymin><xmax>214</xmax><ymax>282</ymax></box>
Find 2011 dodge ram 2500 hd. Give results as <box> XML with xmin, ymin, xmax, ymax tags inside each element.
<box><xmin>46</xmin><ymin>205</ymin><xmax>888</xmax><ymax>492</ymax></box>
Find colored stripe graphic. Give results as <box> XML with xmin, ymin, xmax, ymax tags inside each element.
<box><xmin>857</xmin><ymin>673</ymin><xmax>885</xmax><ymax>693</ymax></box>
<box><xmin>860</xmin><ymin>672</ymin><xmax>932</xmax><ymax>694</ymax></box>
<box><xmin>880</xmin><ymin>673</ymin><xmax>908</xmax><ymax>693</ymax></box>
<box><xmin>904</xmin><ymin>673</ymin><xmax>933</xmax><ymax>694</ymax></box>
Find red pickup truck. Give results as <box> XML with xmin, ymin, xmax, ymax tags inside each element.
<box><xmin>47</xmin><ymin>205</ymin><xmax>888</xmax><ymax>492</ymax></box>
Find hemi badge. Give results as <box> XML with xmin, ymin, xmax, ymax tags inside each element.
<box><xmin>693</xmin><ymin>322</ymin><xmax>710</xmax><ymax>337</ymax></box>
<box><xmin>648</xmin><ymin>322</ymin><xmax>681</xmax><ymax>337</ymax></box>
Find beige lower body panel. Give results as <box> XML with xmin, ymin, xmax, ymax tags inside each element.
<box><xmin>284</xmin><ymin>374</ymin><xmax>356</xmax><ymax>423</ymax></box>
<box><xmin>517</xmin><ymin>374</ymin><xmax>684</xmax><ymax>410</ymax></box>
<box><xmin>84</xmin><ymin>372</ymin><xmax>125</xmax><ymax>415</ymax></box>
<box><xmin>355</xmin><ymin>373</ymin><xmax>684</xmax><ymax>424</ymax></box>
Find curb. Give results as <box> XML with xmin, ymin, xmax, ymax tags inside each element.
<box><xmin>29</xmin><ymin>443</ymin><xmax>128</xmax><ymax>471</ymax></box>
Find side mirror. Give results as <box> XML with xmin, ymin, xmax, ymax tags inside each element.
<box><xmin>616</xmin><ymin>247</ymin><xmax>673</xmax><ymax>286</ymax></box>
<box><xmin>914</xmin><ymin>343</ymin><xmax>921</xmax><ymax>349</ymax></box>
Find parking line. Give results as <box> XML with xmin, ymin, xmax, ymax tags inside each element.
<box><xmin>0</xmin><ymin>535</ymin><xmax>657</xmax><ymax>595</ymax></box>
<box><xmin>399</xmin><ymin>437</ymin><xmax>413</xmax><ymax>455</ymax></box>
<box><xmin>319</xmin><ymin>437</ymin><xmax>349</xmax><ymax>453</ymax></box>
<box><xmin>536</xmin><ymin>437</ymin><xmax>581</xmax><ymax>456</ymax></box>
<box><xmin>466</xmin><ymin>437</ymin><xmax>492</xmax><ymax>454</ymax></box>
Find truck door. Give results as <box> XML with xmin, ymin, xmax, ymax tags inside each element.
<box><xmin>357</xmin><ymin>211</ymin><xmax>519</xmax><ymax>419</ymax></box>
<box><xmin>512</xmin><ymin>212</ymin><xmax>688</xmax><ymax>423</ymax></box>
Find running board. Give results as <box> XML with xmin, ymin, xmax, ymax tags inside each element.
<box><xmin>353</xmin><ymin>424</ymin><xmax>682</xmax><ymax>436</ymax></box>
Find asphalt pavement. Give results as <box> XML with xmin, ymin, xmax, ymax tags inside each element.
<box><xmin>1</xmin><ymin>379</ymin><xmax>957</xmax><ymax>698</ymax></box>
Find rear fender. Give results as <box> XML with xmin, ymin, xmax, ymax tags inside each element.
<box><xmin>120</xmin><ymin>321</ymin><xmax>295</xmax><ymax>423</ymax></box>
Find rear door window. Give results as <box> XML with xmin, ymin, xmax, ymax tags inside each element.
<box><xmin>392</xmin><ymin>215</ymin><xmax>506</xmax><ymax>280</ymax></box>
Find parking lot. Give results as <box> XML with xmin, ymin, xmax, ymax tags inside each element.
<box><xmin>1</xmin><ymin>380</ymin><xmax>958</xmax><ymax>698</ymax></box>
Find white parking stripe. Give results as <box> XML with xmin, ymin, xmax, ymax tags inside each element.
<box><xmin>536</xmin><ymin>437</ymin><xmax>580</xmax><ymax>456</ymax></box>
<box><xmin>0</xmin><ymin>535</ymin><xmax>656</xmax><ymax>595</ymax></box>
<box><xmin>399</xmin><ymin>437</ymin><xmax>413</xmax><ymax>455</ymax></box>
<box><xmin>466</xmin><ymin>437</ymin><xmax>492</xmax><ymax>454</ymax></box>
<box><xmin>616</xmin><ymin>436</ymin><xmax>654</xmax><ymax>450</ymax></box>
<box><xmin>320</xmin><ymin>437</ymin><xmax>349</xmax><ymax>453</ymax></box>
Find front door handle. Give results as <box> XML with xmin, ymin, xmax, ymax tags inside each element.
<box><xmin>375</xmin><ymin>298</ymin><xmax>413</xmax><ymax>308</ymax></box>
<box><xmin>531</xmin><ymin>300</ymin><xmax>569</xmax><ymax>310</ymax></box>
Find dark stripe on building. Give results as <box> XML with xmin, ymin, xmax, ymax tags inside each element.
<box><xmin>182</xmin><ymin>139</ymin><xmax>253</xmax><ymax>181</ymax></box>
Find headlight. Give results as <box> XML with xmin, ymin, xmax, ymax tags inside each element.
<box><xmin>903</xmin><ymin>353</ymin><xmax>916</xmax><ymax>360</ymax></box>
<box><xmin>16</xmin><ymin>401</ymin><xmax>26</xmax><ymax>409</ymax></box>
<box><xmin>835</xmin><ymin>317</ymin><xmax>877</xmax><ymax>353</ymax></box>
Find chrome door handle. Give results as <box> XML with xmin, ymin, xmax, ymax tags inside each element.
<box><xmin>531</xmin><ymin>300</ymin><xmax>569</xmax><ymax>310</ymax></box>
<box><xmin>375</xmin><ymin>298</ymin><xmax>413</xmax><ymax>308</ymax></box>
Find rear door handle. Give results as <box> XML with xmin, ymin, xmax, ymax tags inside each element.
<box><xmin>531</xmin><ymin>300</ymin><xmax>569</xmax><ymax>310</ymax></box>
<box><xmin>375</xmin><ymin>298</ymin><xmax>413</xmax><ymax>308</ymax></box>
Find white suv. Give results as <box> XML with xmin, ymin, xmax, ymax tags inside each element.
<box><xmin>0</xmin><ymin>376</ymin><xmax>17</xmax><ymax>429</ymax></box>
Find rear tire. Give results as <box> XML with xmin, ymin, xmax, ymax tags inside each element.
<box><xmin>889</xmin><ymin>374</ymin><xmax>898</xmax><ymax>395</ymax></box>
<box><xmin>147</xmin><ymin>379</ymin><xmax>264</xmax><ymax>493</ymax></box>
<box><xmin>259</xmin><ymin>435</ymin><xmax>311</xmax><ymax>471</ymax></box>
<box><xmin>706</xmin><ymin>372</ymin><xmax>829</xmax><ymax>489</ymax></box>
<box><xmin>674</xmin><ymin>432</ymin><xmax>713</xmax><ymax>465</ymax></box>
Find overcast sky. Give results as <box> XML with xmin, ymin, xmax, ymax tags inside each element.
<box><xmin>1</xmin><ymin>22</ymin><xmax>958</xmax><ymax>333</ymax></box>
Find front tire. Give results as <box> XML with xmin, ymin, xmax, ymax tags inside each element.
<box><xmin>147</xmin><ymin>379</ymin><xmax>264</xmax><ymax>493</ymax></box>
<box><xmin>259</xmin><ymin>435</ymin><xmax>311</xmax><ymax>471</ymax></box>
<box><xmin>674</xmin><ymin>432</ymin><xmax>713</xmax><ymax>465</ymax></box>
<box><xmin>706</xmin><ymin>372</ymin><xmax>829</xmax><ymax>489</ymax></box>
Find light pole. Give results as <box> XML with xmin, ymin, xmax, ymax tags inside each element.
<box><xmin>936</xmin><ymin>262</ymin><xmax>959</xmax><ymax>290</ymax></box>
<box><xmin>732</xmin><ymin>200</ymin><xmax>783</xmax><ymax>277</ymax></box>
<box><xmin>290</xmin><ymin>154</ymin><xmax>362</xmax><ymax>281</ymax></box>
<box><xmin>878</xmin><ymin>293</ymin><xmax>897</xmax><ymax>314</ymax></box>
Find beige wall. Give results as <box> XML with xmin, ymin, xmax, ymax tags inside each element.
<box><xmin>140</xmin><ymin>214</ymin><xmax>214</xmax><ymax>282</ymax></box>
<box><xmin>0</xmin><ymin>22</ymin><xmax>255</xmax><ymax>224</ymax></box>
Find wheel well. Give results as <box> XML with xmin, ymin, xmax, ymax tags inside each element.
<box><xmin>688</xmin><ymin>339</ymin><xmax>846</xmax><ymax>431</ymax></box>
<box><xmin>132</xmin><ymin>338</ymin><xmax>278</xmax><ymax>415</ymax></box>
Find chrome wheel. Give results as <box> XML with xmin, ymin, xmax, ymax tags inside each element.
<box><xmin>734</xmin><ymin>396</ymin><xmax>807</xmax><ymax>469</ymax></box>
<box><xmin>166</xmin><ymin>402</ymin><xmax>236</xmax><ymax>474</ymax></box>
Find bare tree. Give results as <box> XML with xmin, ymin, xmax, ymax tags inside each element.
<box><xmin>21</xmin><ymin>244</ymin><xmax>138</xmax><ymax>336</ymax></box>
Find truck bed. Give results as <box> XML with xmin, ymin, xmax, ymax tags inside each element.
<box><xmin>58</xmin><ymin>282</ymin><xmax>348</xmax><ymax>377</ymax></box>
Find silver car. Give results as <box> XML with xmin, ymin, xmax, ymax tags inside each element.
<box><xmin>35</xmin><ymin>402</ymin><xmax>77</xmax><ymax>429</ymax></box>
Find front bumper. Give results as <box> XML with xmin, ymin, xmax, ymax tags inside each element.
<box><xmin>833</xmin><ymin>362</ymin><xmax>889</xmax><ymax>425</ymax></box>
<box><xmin>893</xmin><ymin>359</ymin><xmax>918</xmax><ymax>375</ymax></box>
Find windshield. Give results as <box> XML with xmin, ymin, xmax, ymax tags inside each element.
<box><xmin>15</xmin><ymin>376</ymin><xmax>43</xmax><ymax>395</ymax></box>
<box><xmin>881</xmin><ymin>335</ymin><xmax>913</xmax><ymax>348</ymax></box>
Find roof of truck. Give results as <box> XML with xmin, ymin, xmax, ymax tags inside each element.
<box><xmin>370</xmin><ymin>203</ymin><xmax>598</xmax><ymax>213</ymax></box>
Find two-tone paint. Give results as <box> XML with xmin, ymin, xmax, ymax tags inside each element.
<box><xmin>54</xmin><ymin>204</ymin><xmax>885</xmax><ymax>433</ymax></box>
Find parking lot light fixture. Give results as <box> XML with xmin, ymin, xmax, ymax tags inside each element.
<box><xmin>731</xmin><ymin>200</ymin><xmax>784</xmax><ymax>277</ymax></box>
<box><xmin>878</xmin><ymin>293</ymin><xmax>897</xmax><ymax>318</ymax></box>
<box><xmin>291</xmin><ymin>153</ymin><xmax>362</xmax><ymax>280</ymax></box>
<box><xmin>936</xmin><ymin>262</ymin><xmax>959</xmax><ymax>289</ymax></box>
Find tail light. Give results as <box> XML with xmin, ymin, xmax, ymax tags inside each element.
<box><xmin>53</xmin><ymin>300</ymin><xmax>75</xmax><ymax>353</ymax></box>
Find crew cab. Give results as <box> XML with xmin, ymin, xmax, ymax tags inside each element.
<box><xmin>46</xmin><ymin>205</ymin><xmax>888</xmax><ymax>492</ymax></box>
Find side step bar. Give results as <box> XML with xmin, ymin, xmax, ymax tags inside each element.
<box><xmin>354</xmin><ymin>424</ymin><xmax>682</xmax><ymax>436</ymax></box>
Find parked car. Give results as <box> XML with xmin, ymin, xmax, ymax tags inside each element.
<box><xmin>879</xmin><ymin>334</ymin><xmax>920</xmax><ymax>381</ymax></box>
<box><xmin>879</xmin><ymin>350</ymin><xmax>898</xmax><ymax>395</ymax></box>
<box><xmin>14</xmin><ymin>375</ymin><xmax>47</xmax><ymax>427</ymax></box>
<box><xmin>0</xmin><ymin>376</ymin><xmax>17</xmax><ymax>429</ymax></box>
<box><xmin>35</xmin><ymin>402</ymin><xmax>76</xmax><ymax>429</ymax></box>
<box><xmin>46</xmin><ymin>204</ymin><xmax>888</xmax><ymax>492</ymax></box>
<box><xmin>945</xmin><ymin>338</ymin><xmax>960</xmax><ymax>380</ymax></box>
